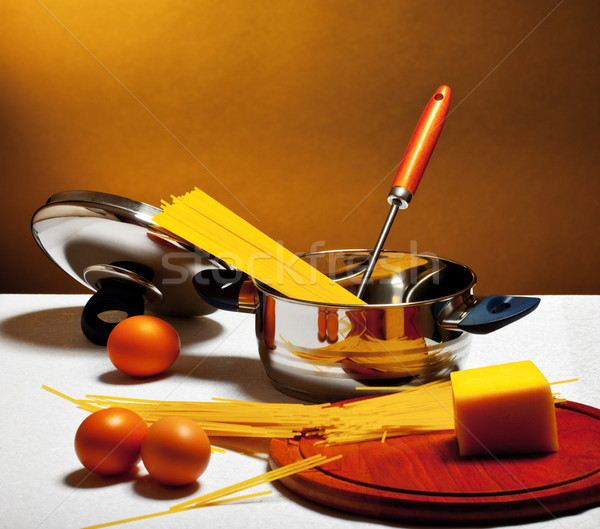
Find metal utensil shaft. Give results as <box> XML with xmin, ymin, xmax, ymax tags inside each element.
<box><xmin>355</xmin><ymin>202</ymin><xmax>399</xmax><ymax>299</ymax></box>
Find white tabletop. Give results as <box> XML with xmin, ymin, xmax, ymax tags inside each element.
<box><xmin>1</xmin><ymin>294</ymin><xmax>598</xmax><ymax>529</ymax></box>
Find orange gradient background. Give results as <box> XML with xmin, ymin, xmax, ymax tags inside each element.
<box><xmin>1</xmin><ymin>0</ymin><xmax>599</xmax><ymax>295</ymax></box>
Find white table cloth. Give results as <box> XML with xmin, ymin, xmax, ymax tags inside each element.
<box><xmin>1</xmin><ymin>294</ymin><xmax>598</xmax><ymax>529</ymax></box>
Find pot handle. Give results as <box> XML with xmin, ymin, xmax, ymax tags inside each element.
<box><xmin>441</xmin><ymin>295</ymin><xmax>540</xmax><ymax>335</ymax></box>
<box><xmin>192</xmin><ymin>269</ymin><xmax>258</xmax><ymax>313</ymax></box>
<box><xmin>80</xmin><ymin>284</ymin><xmax>145</xmax><ymax>345</ymax></box>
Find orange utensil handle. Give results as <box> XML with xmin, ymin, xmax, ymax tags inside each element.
<box><xmin>388</xmin><ymin>85</ymin><xmax>451</xmax><ymax>208</ymax></box>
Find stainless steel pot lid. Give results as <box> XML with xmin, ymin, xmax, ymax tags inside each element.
<box><xmin>31</xmin><ymin>190</ymin><xmax>224</xmax><ymax>317</ymax></box>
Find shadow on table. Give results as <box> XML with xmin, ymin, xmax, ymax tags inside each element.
<box><xmin>98</xmin><ymin>353</ymin><xmax>290</xmax><ymax>404</ymax></box>
<box><xmin>3</xmin><ymin>305</ymin><xmax>293</xmax><ymax>402</ymax></box>
<box><xmin>133</xmin><ymin>474</ymin><xmax>200</xmax><ymax>501</ymax></box>
<box><xmin>0</xmin><ymin>306</ymin><xmax>225</xmax><ymax>353</ymax></box>
<box><xmin>64</xmin><ymin>467</ymin><xmax>200</xmax><ymax>501</ymax></box>
<box><xmin>0</xmin><ymin>306</ymin><xmax>95</xmax><ymax>351</ymax></box>
<box><xmin>64</xmin><ymin>467</ymin><xmax>140</xmax><ymax>489</ymax></box>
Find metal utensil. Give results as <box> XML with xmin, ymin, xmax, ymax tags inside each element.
<box><xmin>356</xmin><ymin>85</ymin><xmax>452</xmax><ymax>298</ymax></box>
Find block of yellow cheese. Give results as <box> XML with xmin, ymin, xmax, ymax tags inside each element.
<box><xmin>450</xmin><ymin>361</ymin><xmax>559</xmax><ymax>456</ymax></box>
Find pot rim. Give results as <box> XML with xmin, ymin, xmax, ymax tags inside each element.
<box><xmin>252</xmin><ymin>249</ymin><xmax>478</xmax><ymax>309</ymax></box>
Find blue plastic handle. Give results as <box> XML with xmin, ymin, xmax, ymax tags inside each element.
<box><xmin>458</xmin><ymin>295</ymin><xmax>540</xmax><ymax>335</ymax></box>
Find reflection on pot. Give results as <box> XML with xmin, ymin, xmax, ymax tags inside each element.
<box><xmin>194</xmin><ymin>250</ymin><xmax>540</xmax><ymax>402</ymax></box>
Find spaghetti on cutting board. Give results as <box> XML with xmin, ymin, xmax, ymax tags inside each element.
<box><xmin>153</xmin><ymin>188</ymin><xmax>366</xmax><ymax>305</ymax></box>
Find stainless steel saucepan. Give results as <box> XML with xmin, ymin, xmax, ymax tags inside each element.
<box><xmin>193</xmin><ymin>249</ymin><xmax>540</xmax><ymax>402</ymax></box>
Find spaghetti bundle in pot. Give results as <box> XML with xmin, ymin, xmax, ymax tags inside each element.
<box><xmin>153</xmin><ymin>188</ymin><xmax>365</xmax><ymax>305</ymax></box>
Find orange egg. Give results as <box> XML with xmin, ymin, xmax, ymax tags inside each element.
<box><xmin>75</xmin><ymin>407</ymin><xmax>148</xmax><ymax>476</ymax></box>
<box><xmin>107</xmin><ymin>315</ymin><xmax>180</xmax><ymax>377</ymax></box>
<box><xmin>141</xmin><ymin>416</ymin><xmax>211</xmax><ymax>486</ymax></box>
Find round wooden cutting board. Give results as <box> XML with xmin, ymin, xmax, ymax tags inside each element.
<box><xmin>269</xmin><ymin>402</ymin><xmax>600</xmax><ymax>525</ymax></box>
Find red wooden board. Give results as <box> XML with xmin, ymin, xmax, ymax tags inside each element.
<box><xmin>269</xmin><ymin>402</ymin><xmax>600</xmax><ymax>525</ymax></box>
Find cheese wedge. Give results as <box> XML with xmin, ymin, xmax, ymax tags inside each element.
<box><xmin>450</xmin><ymin>361</ymin><xmax>559</xmax><ymax>456</ymax></box>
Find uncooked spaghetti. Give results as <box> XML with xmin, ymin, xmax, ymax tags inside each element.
<box><xmin>82</xmin><ymin>453</ymin><xmax>343</xmax><ymax>528</ymax></box>
<box><xmin>45</xmin><ymin>376</ymin><xmax>571</xmax><ymax>448</ymax></box>
<box><xmin>154</xmin><ymin>188</ymin><xmax>365</xmax><ymax>305</ymax></box>
<box><xmin>44</xmin><ymin>382</ymin><xmax>456</xmax><ymax>445</ymax></box>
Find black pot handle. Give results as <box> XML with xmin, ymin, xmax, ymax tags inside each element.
<box><xmin>192</xmin><ymin>269</ymin><xmax>252</xmax><ymax>313</ymax></box>
<box><xmin>455</xmin><ymin>295</ymin><xmax>540</xmax><ymax>335</ymax></box>
<box><xmin>81</xmin><ymin>285</ymin><xmax>145</xmax><ymax>345</ymax></box>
